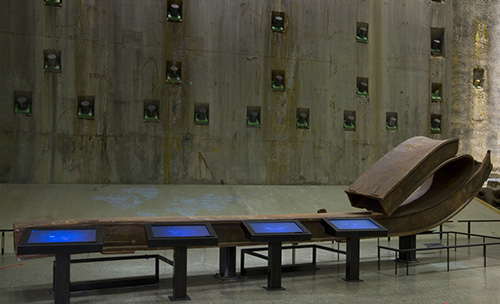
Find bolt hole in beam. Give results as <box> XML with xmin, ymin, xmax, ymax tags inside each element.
<box><xmin>14</xmin><ymin>91</ymin><xmax>32</xmax><ymax>116</ymax></box>
<box><xmin>296</xmin><ymin>108</ymin><xmax>310</xmax><ymax>129</ymax></box>
<box><xmin>166</xmin><ymin>61</ymin><xmax>182</xmax><ymax>83</ymax></box>
<box><xmin>430</xmin><ymin>114</ymin><xmax>442</xmax><ymax>133</ymax></box>
<box><xmin>44</xmin><ymin>50</ymin><xmax>61</xmax><ymax>73</ymax></box>
<box><xmin>195</xmin><ymin>104</ymin><xmax>209</xmax><ymax>125</ymax></box>
<box><xmin>386</xmin><ymin>112</ymin><xmax>398</xmax><ymax>130</ymax></box>
<box><xmin>77</xmin><ymin>96</ymin><xmax>95</xmax><ymax>120</ymax></box>
<box><xmin>343</xmin><ymin>111</ymin><xmax>356</xmax><ymax>131</ymax></box>
<box><xmin>431</xmin><ymin>28</ymin><xmax>445</xmax><ymax>57</ymax></box>
<box><xmin>167</xmin><ymin>0</ymin><xmax>182</xmax><ymax>22</ymax></box>
<box><xmin>246</xmin><ymin>106</ymin><xmax>261</xmax><ymax>128</ymax></box>
<box><xmin>356</xmin><ymin>22</ymin><xmax>368</xmax><ymax>43</ymax></box>
<box><xmin>144</xmin><ymin>101</ymin><xmax>160</xmax><ymax>122</ymax></box>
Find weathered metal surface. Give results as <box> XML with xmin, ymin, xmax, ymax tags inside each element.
<box><xmin>374</xmin><ymin>151</ymin><xmax>492</xmax><ymax>236</ymax></box>
<box><xmin>345</xmin><ymin>136</ymin><xmax>459</xmax><ymax>216</ymax></box>
<box><xmin>13</xmin><ymin>139</ymin><xmax>492</xmax><ymax>259</ymax></box>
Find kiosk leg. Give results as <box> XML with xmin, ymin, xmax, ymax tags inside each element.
<box><xmin>344</xmin><ymin>237</ymin><xmax>361</xmax><ymax>281</ymax></box>
<box><xmin>54</xmin><ymin>253</ymin><xmax>71</xmax><ymax>304</ymax></box>
<box><xmin>398</xmin><ymin>235</ymin><xmax>417</xmax><ymax>262</ymax></box>
<box><xmin>216</xmin><ymin>247</ymin><xmax>237</xmax><ymax>280</ymax></box>
<box><xmin>265</xmin><ymin>241</ymin><xmax>284</xmax><ymax>290</ymax></box>
<box><xmin>170</xmin><ymin>246</ymin><xmax>190</xmax><ymax>301</ymax></box>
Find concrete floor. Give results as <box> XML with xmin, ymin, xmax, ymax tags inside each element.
<box><xmin>1</xmin><ymin>185</ymin><xmax>500</xmax><ymax>303</ymax></box>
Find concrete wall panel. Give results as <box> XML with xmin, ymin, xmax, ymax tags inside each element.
<box><xmin>1</xmin><ymin>0</ymin><xmax>455</xmax><ymax>184</ymax></box>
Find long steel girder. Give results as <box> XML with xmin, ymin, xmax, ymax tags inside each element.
<box><xmin>13</xmin><ymin>137</ymin><xmax>492</xmax><ymax>257</ymax></box>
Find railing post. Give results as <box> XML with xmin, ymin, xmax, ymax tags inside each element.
<box><xmin>1</xmin><ymin>231</ymin><xmax>5</xmax><ymax>256</ymax></box>
<box><xmin>483</xmin><ymin>236</ymin><xmax>487</xmax><ymax>267</ymax></box>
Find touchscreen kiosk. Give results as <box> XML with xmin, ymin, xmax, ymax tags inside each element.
<box><xmin>241</xmin><ymin>220</ymin><xmax>312</xmax><ymax>242</ymax></box>
<box><xmin>322</xmin><ymin>218</ymin><xmax>388</xmax><ymax>238</ymax></box>
<box><xmin>145</xmin><ymin>223</ymin><xmax>218</xmax><ymax>301</ymax></box>
<box><xmin>145</xmin><ymin>223</ymin><xmax>218</xmax><ymax>247</ymax></box>
<box><xmin>17</xmin><ymin>227</ymin><xmax>103</xmax><ymax>255</ymax></box>
<box><xmin>322</xmin><ymin>218</ymin><xmax>388</xmax><ymax>281</ymax></box>
<box><xmin>17</xmin><ymin>227</ymin><xmax>103</xmax><ymax>304</ymax></box>
<box><xmin>241</xmin><ymin>220</ymin><xmax>311</xmax><ymax>290</ymax></box>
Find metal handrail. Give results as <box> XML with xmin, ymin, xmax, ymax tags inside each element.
<box><xmin>378</xmin><ymin>230</ymin><xmax>500</xmax><ymax>275</ymax></box>
<box><xmin>457</xmin><ymin>220</ymin><xmax>500</xmax><ymax>239</ymax></box>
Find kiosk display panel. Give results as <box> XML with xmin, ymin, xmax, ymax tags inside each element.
<box><xmin>145</xmin><ymin>223</ymin><xmax>219</xmax><ymax>247</ymax></box>
<box><xmin>321</xmin><ymin>218</ymin><xmax>388</xmax><ymax>238</ymax></box>
<box><xmin>329</xmin><ymin>219</ymin><xmax>380</xmax><ymax>230</ymax></box>
<box><xmin>241</xmin><ymin>220</ymin><xmax>312</xmax><ymax>242</ymax></box>
<box><xmin>17</xmin><ymin>227</ymin><xmax>103</xmax><ymax>255</ymax></box>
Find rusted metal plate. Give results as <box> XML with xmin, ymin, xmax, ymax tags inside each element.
<box><xmin>345</xmin><ymin>136</ymin><xmax>459</xmax><ymax>216</ymax></box>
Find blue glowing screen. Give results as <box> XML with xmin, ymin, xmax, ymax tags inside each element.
<box><xmin>329</xmin><ymin>219</ymin><xmax>380</xmax><ymax>230</ymax></box>
<box><xmin>248</xmin><ymin>222</ymin><xmax>304</xmax><ymax>234</ymax></box>
<box><xmin>27</xmin><ymin>229</ymin><xmax>97</xmax><ymax>243</ymax></box>
<box><xmin>151</xmin><ymin>225</ymin><xmax>211</xmax><ymax>238</ymax></box>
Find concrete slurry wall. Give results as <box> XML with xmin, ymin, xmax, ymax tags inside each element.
<box><xmin>452</xmin><ymin>0</ymin><xmax>499</xmax><ymax>177</ymax></box>
<box><xmin>0</xmin><ymin>0</ymin><xmax>451</xmax><ymax>184</ymax></box>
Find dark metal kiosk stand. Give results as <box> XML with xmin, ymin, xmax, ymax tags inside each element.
<box><xmin>398</xmin><ymin>234</ymin><xmax>418</xmax><ymax>262</ymax></box>
<box><xmin>145</xmin><ymin>223</ymin><xmax>219</xmax><ymax>301</ymax></box>
<box><xmin>216</xmin><ymin>246</ymin><xmax>238</xmax><ymax>280</ymax></box>
<box><xmin>241</xmin><ymin>220</ymin><xmax>311</xmax><ymax>290</ymax></box>
<box><xmin>321</xmin><ymin>218</ymin><xmax>388</xmax><ymax>281</ymax></box>
<box><xmin>17</xmin><ymin>227</ymin><xmax>104</xmax><ymax>304</ymax></box>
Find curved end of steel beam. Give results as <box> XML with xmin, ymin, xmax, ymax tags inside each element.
<box><xmin>374</xmin><ymin>150</ymin><xmax>492</xmax><ymax>236</ymax></box>
<box><xmin>346</xmin><ymin>136</ymin><xmax>460</xmax><ymax>216</ymax></box>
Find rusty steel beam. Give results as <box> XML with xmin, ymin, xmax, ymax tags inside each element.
<box><xmin>13</xmin><ymin>137</ymin><xmax>492</xmax><ymax>259</ymax></box>
<box><xmin>374</xmin><ymin>151</ymin><xmax>492</xmax><ymax>236</ymax></box>
<box><xmin>345</xmin><ymin>136</ymin><xmax>460</xmax><ymax>216</ymax></box>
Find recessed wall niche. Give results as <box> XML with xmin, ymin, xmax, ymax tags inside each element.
<box><xmin>296</xmin><ymin>108</ymin><xmax>310</xmax><ymax>129</ymax></box>
<box><xmin>166</xmin><ymin>61</ymin><xmax>182</xmax><ymax>83</ymax></box>
<box><xmin>431</xmin><ymin>83</ymin><xmax>442</xmax><ymax>102</ymax></box>
<box><xmin>431</xmin><ymin>28</ymin><xmax>445</xmax><ymax>57</ymax></box>
<box><xmin>386</xmin><ymin>112</ymin><xmax>398</xmax><ymax>130</ymax></box>
<box><xmin>272</xmin><ymin>70</ymin><xmax>285</xmax><ymax>91</ymax></box>
<box><xmin>14</xmin><ymin>91</ymin><xmax>32</xmax><ymax>116</ymax></box>
<box><xmin>43</xmin><ymin>50</ymin><xmax>61</xmax><ymax>73</ymax></box>
<box><xmin>77</xmin><ymin>96</ymin><xmax>94</xmax><ymax>120</ymax></box>
<box><xmin>144</xmin><ymin>101</ymin><xmax>160</xmax><ymax>122</ymax></box>
<box><xmin>356</xmin><ymin>22</ymin><xmax>368</xmax><ymax>43</ymax></box>
<box><xmin>473</xmin><ymin>68</ymin><xmax>485</xmax><ymax>88</ymax></box>
<box><xmin>194</xmin><ymin>103</ymin><xmax>209</xmax><ymax>125</ymax></box>
<box><xmin>167</xmin><ymin>0</ymin><xmax>182</xmax><ymax>22</ymax></box>
<box><xmin>430</xmin><ymin>114</ymin><xmax>442</xmax><ymax>133</ymax></box>
<box><xmin>271</xmin><ymin>11</ymin><xmax>285</xmax><ymax>33</ymax></box>
<box><xmin>44</xmin><ymin>0</ymin><xmax>62</xmax><ymax>7</ymax></box>
<box><xmin>343</xmin><ymin>111</ymin><xmax>356</xmax><ymax>131</ymax></box>
<box><xmin>246</xmin><ymin>106</ymin><xmax>261</xmax><ymax>128</ymax></box>
<box><xmin>356</xmin><ymin>77</ymin><xmax>368</xmax><ymax>96</ymax></box>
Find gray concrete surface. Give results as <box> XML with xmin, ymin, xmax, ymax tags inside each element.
<box><xmin>452</xmin><ymin>0</ymin><xmax>500</xmax><ymax>178</ymax></box>
<box><xmin>0</xmin><ymin>0</ymin><xmax>453</xmax><ymax>184</ymax></box>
